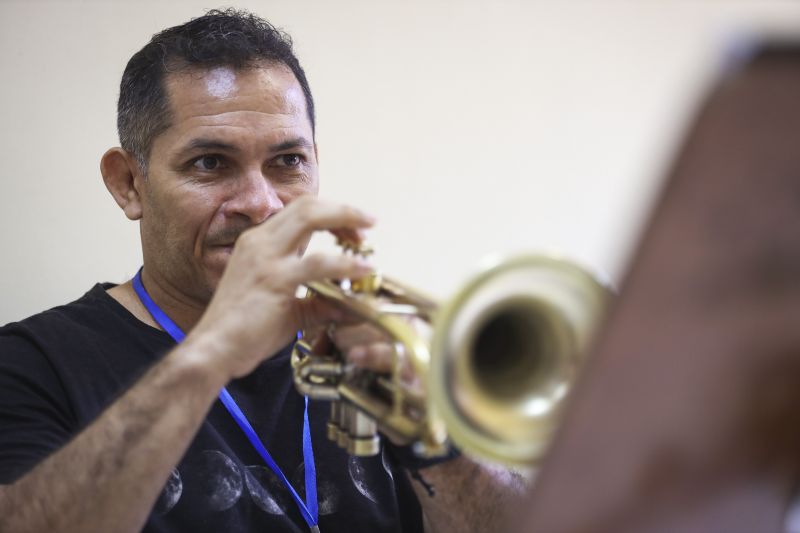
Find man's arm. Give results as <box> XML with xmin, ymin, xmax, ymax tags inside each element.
<box><xmin>0</xmin><ymin>198</ymin><xmax>375</xmax><ymax>533</ymax></box>
<box><xmin>409</xmin><ymin>456</ymin><xmax>528</xmax><ymax>533</ymax></box>
<box><xmin>0</xmin><ymin>336</ymin><xmax>224</xmax><ymax>533</ymax></box>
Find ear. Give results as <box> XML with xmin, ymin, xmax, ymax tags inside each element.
<box><xmin>101</xmin><ymin>147</ymin><xmax>144</xmax><ymax>220</ymax></box>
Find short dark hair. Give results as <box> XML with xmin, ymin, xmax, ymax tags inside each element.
<box><xmin>117</xmin><ymin>8</ymin><xmax>315</xmax><ymax>170</ymax></box>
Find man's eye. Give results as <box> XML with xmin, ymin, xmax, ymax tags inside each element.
<box><xmin>278</xmin><ymin>154</ymin><xmax>302</xmax><ymax>167</ymax></box>
<box><xmin>193</xmin><ymin>156</ymin><xmax>223</xmax><ymax>171</ymax></box>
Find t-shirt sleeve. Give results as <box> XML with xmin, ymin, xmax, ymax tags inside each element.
<box><xmin>0</xmin><ymin>332</ymin><xmax>76</xmax><ymax>484</ymax></box>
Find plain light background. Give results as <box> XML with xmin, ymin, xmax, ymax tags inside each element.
<box><xmin>0</xmin><ymin>0</ymin><xmax>798</xmax><ymax>325</ymax></box>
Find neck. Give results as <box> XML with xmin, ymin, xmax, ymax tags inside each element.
<box><xmin>108</xmin><ymin>269</ymin><xmax>207</xmax><ymax>333</ymax></box>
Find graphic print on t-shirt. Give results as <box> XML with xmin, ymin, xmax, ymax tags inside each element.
<box><xmin>154</xmin><ymin>468</ymin><xmax>183</xmax><ymax>515</ymax></box>
<box><xmin>155</xmin><ymin>448</ymin><xmax>399</xmax><ymax>519</ymax></box>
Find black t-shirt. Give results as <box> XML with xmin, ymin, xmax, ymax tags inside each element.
<box><xmin>0</xmin><ymin>284</ymin><xmax>423</xmax><ymax>532</ymax></box>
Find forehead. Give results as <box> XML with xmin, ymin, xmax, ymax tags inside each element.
<box><xmin>161</xmin><ymin>62</ymin><xmax>311</xmax><ymax>137</ymax></box>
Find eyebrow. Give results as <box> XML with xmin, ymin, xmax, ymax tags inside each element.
<box><xmin>177</xmin><ymin>136</ymin><xmax>314</xmax><ymax>159</ymax></box>
<box><xmin>178</xmin><ymin>138</ymin><xmax>240</xmax><ymax>158</ymax></box>
<box><xmin>269</xmin><ymin>137</ymin><xmax>314</xmax><ymax>152</ymax></box>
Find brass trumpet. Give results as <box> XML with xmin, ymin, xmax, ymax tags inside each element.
<box><xmin>292</xmin><ymin>242</ymin><xmax>610</xmax><ymax>467</ymax></box>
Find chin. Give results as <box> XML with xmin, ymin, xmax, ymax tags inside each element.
<box><xmin>202</xmin><ymin>250</ymin><xmax>233</xmax><ymax>289</ymax></box>
<box><xmin>200</xmin><ymin>271</ymin><xmax>224</xmax><ymax>299</ymax></box>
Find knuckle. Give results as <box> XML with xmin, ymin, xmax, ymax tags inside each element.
<box><xmin>304</xmin><ymin>253</ymin><xmax>327</xmax><ymax>272</ymax></box>
<box><xmin>368</xmin><ymin>342</ymin><xmax>389</xmax><ymax>359</ymax></box>
<box><xmin>294</xmin><ymin>196</ymin><xmax>317</xmax><ymax>218</ymax></box>
<box><xmin>237</xmin><ymin>228</ymin><xmax>258</xmax><ymax>248</ymax></box>
<box><xmin>363</xmin><ymin>325</ymin><xmax>389</xmax><ymax>342</ymax></box>
<box><xmin>283</xmin><ymin>197</ymin><xmax>312</xmax><ymax>224</ymax></box>
<box><xmin>343</xmin><ymin>205</ymin><xmax>362</xmax><ymax>223</ymax></box>
<box><xmin>296</xmin><ymin>195</ymin><xmax>316</xmax><ymax>207</ymax></box>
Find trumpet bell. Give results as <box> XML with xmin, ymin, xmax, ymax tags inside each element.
<box><xmin>429</xmin><ymin>255</ymin><xmax>609</xmax><ymax>466</ymax></box>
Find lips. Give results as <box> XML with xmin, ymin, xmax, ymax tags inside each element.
<box><xmin>204</xmin><ymin>239</ymin><xmax>236</xmax><ymax>258</ymax></box>
<box><xmin>205</xmin><ymin>225</ymin><xmax>250</xmax><ymax>250</ymax></box>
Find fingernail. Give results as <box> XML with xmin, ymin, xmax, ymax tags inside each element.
<box><xmin>359</xmin><ymin>210</ymin><xmax>377</xmax><ymax>224</ymax></box>
<box><xmin>354</xmin><ymin>257</ymin><xmax>373</xmax><ymax>271</ymax></box>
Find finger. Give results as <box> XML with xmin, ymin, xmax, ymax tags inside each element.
<box><xmin>347</xmin><ymin>342</ymin><xmax>395</xmax><ymax>373</ymax></box>
<box><xmin>323</xmin><ymin>306</ymin><xmax>377</xmax><ymax>328</ymax></box>
<box><xmin>262</xmin><ymin>197</ymin><xmax>376</xmax><ymax>255</ymax></box>
<box><xmin>310</xmin><ymin>327</ymin><xmax>333</xmax><ymax>354</ymax></box>
<box><xmin>301</xmin><ymin>321</ymin><xmax>328</xmax><ymax>343</ymax></box>
<box><xmin>287</xmin><ymin>252</ymin><xmax>374</xmax><ymax>286</ymax></box>
<box><xmin>330</xmin><ymin>227</ymin><xmax>370</xmax><ymax>248</ymax></box>
<box><xmin>331</xmin><ymin>323</ymin><xmax>389</xmax><ymax>348</ymax></box>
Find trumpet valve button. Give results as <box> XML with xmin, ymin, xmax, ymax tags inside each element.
<box><xmin>327</xmin><ymin>421</ymin><xmax>341</xmax><ymax>442</ymax></box>
<box><xmin>351</xmin><ymin>272</ymin><xmax>382</xmax><ymax>294</ymax></box>
<box><xmin>347</xmin><ymin>435</ymin><xmax>381</xmax><ymax>456</ymax></box>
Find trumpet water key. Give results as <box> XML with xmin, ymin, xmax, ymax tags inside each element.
<box><xmin>292</xmin><ymin>241</ymin><xmax>610</xmax><ymax>467</ymax></box>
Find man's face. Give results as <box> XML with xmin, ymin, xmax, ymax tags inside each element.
<box><xmin>139</xmin><ymin>63</ymin><xmax>318</xmax><ymax>303</ymax></box>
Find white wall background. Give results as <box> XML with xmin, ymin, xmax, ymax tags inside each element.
<box><xmin>0</xmin><ymin>0</ymin><xmax>798</xmax><ymax>325</ymax></box>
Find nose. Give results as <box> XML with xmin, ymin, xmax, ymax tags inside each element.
<box><xmin>226</xmin><ymin>169</ymin><xmax>284</xmax><ymax>224</ymax></box>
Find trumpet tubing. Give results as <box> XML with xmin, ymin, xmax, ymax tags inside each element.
<box><xmin>292</xmin><ymin>250</ymin><xmax>610</xmax><ymax>467</ymax></box>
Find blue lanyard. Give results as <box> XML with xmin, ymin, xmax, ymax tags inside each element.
<box><xmin>132</xmin><ymin>269</ymin><xmax>319</xmax><ymax>531</ymax></box>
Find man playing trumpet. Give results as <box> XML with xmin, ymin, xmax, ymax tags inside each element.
<box><xmin>0</xmin><ymin>9</ymin><xmax>523</xmax><ymax>533</ymax></box>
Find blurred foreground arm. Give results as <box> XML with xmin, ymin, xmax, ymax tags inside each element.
<box><xmin>523</xmin><ymin>45</ymin><xmax>800</xmax><ymax>533</ymax></box>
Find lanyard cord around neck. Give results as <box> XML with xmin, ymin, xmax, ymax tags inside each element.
<box><xmin>132</xmin><ymin>269</ymin><xmax>319</xmax><ymax>531</ymax></box>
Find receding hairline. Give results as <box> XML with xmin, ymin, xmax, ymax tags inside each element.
<box><xmin>150</xmin><ymin>60</ymin><xmax>314</xmax><ymax>156</ymax></box>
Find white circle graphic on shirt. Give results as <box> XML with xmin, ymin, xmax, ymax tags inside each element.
<box><xmin>291</xmin><ymin>462</ymin><xmax>341</xmax><ymax>516</ymax></box>
<box><xmin>153</xmin><ymin>468</ymin><xmax>183</xmax><ymax>515</ymax></box>
<box><xmin>381</xmin><ymin>447</ymin><xmax>394</xmax><ymax>481</ymax></box>
<box><xmin>185</xmin><ymin>450</ymin><xmax>243</xmax><ymax>512</ymax></box>
<box><xmin>348</xmin><ymin>456</ymin><xmax>378</xmax><ymax>504</ymax></box>
<box><xmin>245</xmin><ymin>465</ymin><xmax>290</xmax><ymax>515</ymax></box>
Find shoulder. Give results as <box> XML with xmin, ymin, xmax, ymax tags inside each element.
<box><xmin>0</xmin><ymin>285</ymin><xmax>118</xmax><ymax>482</ymax></box>
<box><xmin>0</xmin><ymin>284</ymin><xmax>129</xmax><ymax>397</ymax></box>
<box><xmin>0</xmin><ymin>284</ymin><xmax>109</xmax><ymax>367</ymax></box>
<box><xmin>0</xmin><ymin>283</ymin><xmax>167</xmax><ymax>355</ymax></box>
<box><xmin>2</xmin><ymin>284</ymin><xmax>112</xmax><ymax>337</ymax></box>
<box><xmin>0</xmin><ymin>282</ymin><xmax>175</xmax><ymax>427</ymax></box>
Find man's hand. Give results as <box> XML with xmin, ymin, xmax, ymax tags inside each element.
<box><xmin>315</xmin><ymin>319</ymin><xmax>528</xmax><ymax>533</ymax></box>
<box><xmin>327</xmin><ymin>322</ymin><xmax>395</xmax><ymax>372</ymax></box>
<box><xmin>190</xmin><ymin>197</ymin><xmax>376</xmax><ymax>381</ymax></box>
<box><xmin>319</xmin><ymin>318</ymin><xmax>423</xmax><ymax>382</ymax></box>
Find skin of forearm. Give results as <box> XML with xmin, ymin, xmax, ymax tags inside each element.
<box><xmin>0</xmin><ymin>334</ymin><xmax>227</xmax><ymax>533</ymax></box>
<box><xmin>411</xmin><ymin>456</ymin><xmax>529</xmax><ymax>533</ymax></box>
